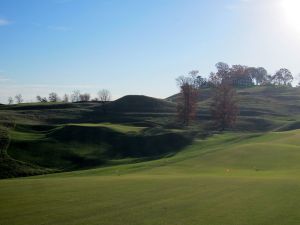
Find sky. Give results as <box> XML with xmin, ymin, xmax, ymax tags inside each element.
<box><xmin>0</xmin><ymin>0</ymin><xmax>300</xmax><ymax>103</ymax></box>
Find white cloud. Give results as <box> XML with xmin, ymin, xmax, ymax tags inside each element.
<box><xmin>0</xmin><ymin>18</ymin><xmax>11</xmax><ymax>26</ymax></box>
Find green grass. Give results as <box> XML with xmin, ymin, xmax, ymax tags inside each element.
<box><xmin>2</xmin><ymin>130</ymin><xmax>300</xmax><ymax>224</ymax></box>
<box><xmin>6</xmin><ymin>123</ymin><xmax>191</xmax><ymax>172</ymax></box>
<box><xmin>4</xmin><ymin>86</ymin><xmax>300</xmax><ymax>224</ymax></box>
<box><xmin>68</xmin><ymin>122</ymin><xmax>146</xmax><ymax>133</ymax></box>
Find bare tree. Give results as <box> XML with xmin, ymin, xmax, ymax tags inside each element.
<box><xmin>71</xmin><ymin>90</ymin><xmax>81</xmax><ymax>102</ymax></box>
<box><xmin>48</xmin><ymin>92</ymin><xmax>59</xmax><ymax>102</ymax></box>
<box><xmin>15</xmin><ymin>94</ymin><xmax>23</xmax><ymax>104</ymax></box>
<box><xmin>209</xmin><ymin>72</ymin><xmax>221</xmax><ymax>86</ymax></box>
<box><xmin>7</xmin><ymin>97</ymin><xmax>13</xmax><ymax>105</ymax></box>
<box><xmin>98</xmin><ymin>89</ymin><xmax>111</xmax><ymax>102</ymax></box>
<box><xmin>98</xmin><ymin>89</ymin><xmax>111</xmax><ymax>113</ymax></box>
<box><xmin>63</xmin><ymin>94</ymin><xmax>69</xmax><ymax>103</ymax></box>
<box><xmin>210</xmin><ymin>83</ymin><xmax>239</xmax><ymax>130</ymax></box>
<box><xmin>176</xmin><ymin>74</ymin><xmax>199</xmax><ymax>126</ymax></box>
<box><xmin>79</xmin><ymin>93</ymin><xmax>91</xmax><ymax>102</ymax></box>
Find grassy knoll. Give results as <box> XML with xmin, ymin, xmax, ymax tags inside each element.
<box><xmin>5</xmin><ymin>122</ymin><xmax>191</xmax><ymax>174</ymax></box>
<box><xmin>2</xmin><ymin>130</ymin><xmax>300</xmax><ymax>225</ymax></box>
<box><xmin>0</xmin><ymin>127</ymin><xmax>54</xmax><ymax>178</ymax></box>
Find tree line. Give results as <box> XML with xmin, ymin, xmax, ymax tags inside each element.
<box><xmin>190</xmin><ymin>62</ymin><xmax>295</xmax><ymax>88</ymax></box>
<box><xmin>7</xmin><ymin>89</ymin><xmax>111</xmax><ymax>105</ymax></box>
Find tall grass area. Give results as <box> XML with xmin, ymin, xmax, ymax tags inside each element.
<box><xmin>2</xmin><ymin>130</ymin><xmax>300</xmax><ymax>225</ymax></box>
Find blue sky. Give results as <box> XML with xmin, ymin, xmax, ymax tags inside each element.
<box><xmin>0</xmin><ymin>0</ymin><xmax>300</xmax><ymax>103</ymax></box>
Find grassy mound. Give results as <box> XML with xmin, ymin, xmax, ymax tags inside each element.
<box><xmin>48</xmin><ymin>124</ymin><xmax>192</xmax><ymax>158</ymax></box>
<box><xmin>106</xmin><ymin>95</ymin><xmax>176</xmax><ymax>113</ymax></box>
<box><xmin>0</xmin><ymin>127</ymin><xmax>53</xmax><ymax>179</ymax></box>
<box><xmin>7</xmin><ymin>123</ymin><xmax>192</xmax><ymax>173</ymax></box>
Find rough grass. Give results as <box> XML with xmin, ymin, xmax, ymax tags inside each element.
<box><xmin>0</xmin><ymin>127</ymin><xmax>54</xmax><ymax>178</ymax></box>
<box><xmin>6</xmin><ymin>123</ymin><xmax>191</xmax><ymax>172</ymax></box>
<box><xmin>68</xmin><ymin>122</ymin><xmax>146</xmax><ymax>133</ymax></box>
<box><xmin>2</xmin><ymin>130</ymin><xmax>300</xmax><ymax>224</ymax></box>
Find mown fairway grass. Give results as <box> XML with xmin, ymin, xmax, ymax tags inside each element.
<box><xmin>2</xmin><ymin>130</ymin><xmax>300</xmax><ymax>225</ymax></box>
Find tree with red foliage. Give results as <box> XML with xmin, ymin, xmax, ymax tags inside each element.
<box><xmin>176</xmin><ymin>74</ymin><xmax>199</xmax><ymax>126</ymax></box>
<box><xmin>211</xmin><ymin>83</ymin><xmax>239</xmax><ymax>130</ymax></box>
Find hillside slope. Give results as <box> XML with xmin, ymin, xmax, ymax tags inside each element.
<box><xmin>2</xmin><ymin>87</ymin><xmax>300</xmax><ymax>178</ymax></box>
<box><xmin>106</xmin><ymin>95</ymin><xmax>176</xmax><ymax>113</ymax></box>
<box><xmin>168</xmin><ymin>86</ymin><xmax>300</xmax><ymax>131</ymax></box>
<box><xmin>2</xmin><ymin>130</ymin><xmax>300</xmax><ymax>225</ymax></box>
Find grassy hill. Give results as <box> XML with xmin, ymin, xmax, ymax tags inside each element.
<box><xmin>1</xmin><ymin>86</ymin><xmax>300</xmax><ymax>178</ymax></box>
<box><xmin>0</xmin><ymin>95</ymin><xmax>180</xmax><ymax>178</ymax></box>
<box><xmin>2</xmin><ymin>87</ymin><xmax>300</xmax><ymax>224</ymax></box>
<box><xmin>2</xmin><ymin>129</ymin><xmax>300</xmax><ymax>224</ymax></box>
<box><xmin>169</xmin><ymin>85</ymin><xmax>300</xmax><ymax>131</ymax></box>
<box><xmin>0</xmin><ymin>127</ymin><xmax>55</xmax><ymax>178</ymax></box>
<box><xmin>106</xmin><ymin>95</ymin><xmax>176</xmax><ymax>113</ymax></box>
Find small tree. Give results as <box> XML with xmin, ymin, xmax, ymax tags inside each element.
<box><xmin>48</xmin><ymin>92</ymin><xmax>59</xmax><ymax>102</ymax></box>
<box><xmin>209</xmin><ymin>72</ymin><xmax>221</xmax><ymax>86</ymax></box>
<box><xmin>98</xmin><ymin>89</ymin><xmax>111</xmax><ymax>113</ymax></box>
<box><xmin>36</xmin><ymin>95</ymin><xmax>42</xmax><ymax>102</ymax></box>
<box><xmin>36</xmin><ymin>95</ymin><xmax>48</xmax><ymax>102</ymax></box>
<box><xmin>176</xmin><ymin>74</ymin><xmax>199</xmax><ymax>126</ymax></box>
<box><xmin>15</xmin><ymin>94</ymin><xmax>23</xmax><ymax>104</ymax></box>
<box><xmin>98</xmin><ymin>89</ymin><xmax>111</xmax><ymax>102</ymax></box>
<box><xmin>210</xmin><ymin>83</ymin><xmax>239</xmax><ymax>130</ymax></box>
<box><xmin>7</xmin><ymin>97</ymin><xmax>13</xmax><ymax>105</ymax></box>
<box><xmin>36</xmin><ymin>95</ymin><xmax>48</xmax><ymax>103</ymax></box>
<box><xmin>71</xmin><ymin>90</ymin><xmax>81</xmax><ymax>102</ymax></box>
<box><xmin>63</xmin><ymin>94</ymin><xmax>69</xmax><ymax>103</ymax></box>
